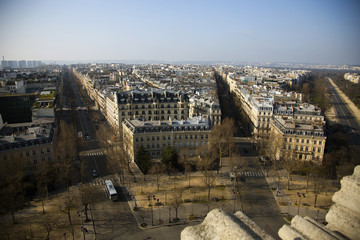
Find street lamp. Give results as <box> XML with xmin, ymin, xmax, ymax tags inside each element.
<box><xmin>147</xmin><ymin>194</ymin><xmax>156</xmax><ymax>226</ymax></box>
<box><xmin>168</xmin><ymin>207</ymin><xmax>172</xmax><ymax>223</ymax></box>
<box><xmin>297</xmin><ymin>192</ymin><xmax>306</xmax><ymax>215</ymax></box>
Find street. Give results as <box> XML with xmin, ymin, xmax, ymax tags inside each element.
<box><xmin>327</xmin><ymin>78</ymin><xmax>360</xmax><ymax>145</ymax></box>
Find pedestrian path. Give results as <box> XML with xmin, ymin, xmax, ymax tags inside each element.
<box><xmin>80</xmin><ymin>151</ymin><xmax>104</xmax><ymax>157</ymax></box>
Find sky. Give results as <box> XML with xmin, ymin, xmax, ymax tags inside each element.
<box><xmin>0</xmin><ymin>0</ymin><xmax>359</xmax><ymax>65</ymax></box>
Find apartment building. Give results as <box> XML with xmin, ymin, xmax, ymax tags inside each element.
<box><xmin>122</xmin><ymin>116</ymin><xmax>211</xmax><ymax>161</ymax></box>
<box><xmin>116</xmin><ymin>89</ymin><xmax>189</xmax><ymax>126</ymax></box>
<box><xmin>0</xmin><ymin>119</ymin><xmax>55</xmax><ymax>167</ymax></box>
<box><xmin>232</xmin><ymin>83</ymin><xmax>274</xmax><ymax>137</ymax></box>
<box><xmin>271</xmin><ymin>116</ymin><xmax>326</xmax><ymax>163</ymax></box>
<box><xmin>189</xmin><ymin>96</ymin><xmax>221</xmax><ymax>125</ymax></box>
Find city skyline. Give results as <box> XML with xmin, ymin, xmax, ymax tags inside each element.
<box><xmin>0</xmin><ymin>0</ymin><xmax>360</xmax><ymax>65</ymax></box>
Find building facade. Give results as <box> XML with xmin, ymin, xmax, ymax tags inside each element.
<box><xmin>0</xmin><ymin>120</ymin><xmax>55</xmax><ymax>167</ymax></box>
<box><xmin>117</xmin><ymin>89</ymin><xmax>190</xmax><ymax>126</ymax></box>
<box><xmin>122</xmin><ymin>116</ymin><xmax>211</xmax><ymax>161</ymax></box>
<box><xmin>271</xmin><ymin>103</ymin><xmax>326</xmax><ymax>163</ymax></box>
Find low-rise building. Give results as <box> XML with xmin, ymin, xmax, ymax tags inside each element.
<box><xmin>32</xmin><ymin>89</ymin><xmax>56</xmax><ymax>121</ymax></box>
<box><xmin>122</xmin><ymin>116</ymin><xmax>211</xmax><ymax>161</ymax></box>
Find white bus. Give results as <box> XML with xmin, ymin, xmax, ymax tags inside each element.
<box><xmin>105</xmin><ymin>180</ymin><xmax>117</xmax><ymax>201</ymax></box>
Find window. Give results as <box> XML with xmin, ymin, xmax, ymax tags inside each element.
<box><xmin>47</xmin><ymin>148</ymin><xmax>50</xmax><ymax>153</ymax></box>
<box><xmin>33</xmin><ymin>150</ymin><xmax>36</xmax><ymax>156</ymax></box>
<box><xmin>314</xmin><ymin>140</ymin><xmax>317</xmax><ymax>144</ymax></box>
<box><xmin>296</xmin><ymin>139</ymin><xmax>299</xmax><ymax>143</ymax></box>
<box><xmin>34</xmin><ymin>158</ymin><xmax>37</xmax><ymax>165</ymax></box>
<box><xmin>41</xmin><ymin>148</ymin><xmax>44</xmax><ymax>153</ymax></box>
<box><xmin>301</xmin><ymin>139</ymin><xmax>304</xmax><ymax>143</ymax></box>
<box><xmin>306</xmin><ymin>140</ymin><xmax>309</xmax><ymax>144</ymax></box>
<box><xmin>319</xmin><ymin>141</ymin><xmax>322</xmax><ymax>145</ymax></box>
<box><xmin>318</xmin><ymin>148</ymin><xmax>321</xmax><ymax>153</ymax></box>
<box><xmin>26</xmin><ymin>151</ymin><xmax>29</xmax><ymax>156</ymax></box>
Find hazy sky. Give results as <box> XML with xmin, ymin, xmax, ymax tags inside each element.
<box><xmin>0</xmin><ymin>0</ymin><xmax>359</xmax><ymax>65</ymax></box>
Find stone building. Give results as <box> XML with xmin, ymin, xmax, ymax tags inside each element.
<box><xmin>122</xmin><ymin>116</ymin><xmax>211</xmax><ymax>161</ymax></box>
<box><xmin>0</xmin><ymin>119</ymin><xmax>55</xmax><ymax>167</ymax></box>
<box><xmin>272</xmin><ymin>103</ymin><xmax>326</xmax><ymax>163</ymax></box>
<box><xmin>117</xmin><ymin>89</ymin><xmax>189</xmax><ymax>126</ymax></box>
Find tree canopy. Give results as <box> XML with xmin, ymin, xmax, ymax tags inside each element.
<box><xmin>161</xmin><ymin>146</ymin><xmax>179</xmax><ymax>171</ymax></box>
<box><xmin>135</xmin><ymin>145</ymin><xmax>152</xmax><ymax>174</ymax></box>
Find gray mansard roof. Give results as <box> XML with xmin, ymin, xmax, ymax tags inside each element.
<box><xmin>117</xmin><ymin>89</ymin><xmax>188</xmax><ymax>105</ymax></box>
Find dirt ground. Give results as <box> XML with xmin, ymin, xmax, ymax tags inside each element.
<box><xmin>130</xmin><ymin>174</ymin><xmax>232</xmax><ymax>209</ymax></box>
<box><xmin>279</xmin><ymin>177</ymin><xmax>338</xmax><ymax>211</ymax></box>
<box><xmin>0</xmin><ymin>186</ymin><xmax>103</xmax><ymax>240</ymax></box>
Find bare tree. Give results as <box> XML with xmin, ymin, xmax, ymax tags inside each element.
<box><xmin>0</xmin><ymin>155</ymin><xmax>26</xmax><ymax>224</ymax></box>
<box><xmin>281</xmin><ymin>151</ymin><xmax>298</xmax><ymax>190</ymax></box>
<box><xmin>170</xmin><ymin>188</ymin><xmax>184</xmax><ymax>220</ymax></box>
<box><xmin>60</xmin><ymin>193</ymin><xmax>77</xmax><ymax>225</ymax></box>
<box><xmin>41</xmin><ymin>215</ymin><xmax>58</xmax><ymax>240</ymax></box>
<box><xmin>311</xmin><ymin>166</ymin><xmax>326</xmax><ymax>207</ymax></box>
<box><xmin>35</xmin><ymin>161</ymin><xmax>53</xmax><ymax>214</ymax></box>
<box><xmin>196</xmin><ymin>149</ymin><xmax>217</xmax><ymax>213</ymax></box>
<box><xmin>149</xmin><ymin>163</ymin><xmax>165</xmax><ymax>192</ymax></box>
<box><xmin>56</xmin><ymin>120</ymin><xmax>78</xmax><ymax>190</ymax></box>
<box><xmin>229</xmin><ymin>150</ymin><xmax>248</xmax><ymax>188</ymax></box>
<box><xmin>79</xmin><ymin>185</ymin><xmax>94</xmax><ymax>222</ymax></box>
<box><xmin>210</xmin><ymin>117</ymin><xmax>235</xmax><ymax>168</ymax></box>
<box><xmin>261</xmin><ymin>129</ymin><xmax>283</xmax><ymax>169</ymax></box>
<box><xmin>178</xmin><ymin>148</ymin><xmax>192</xmax><ymax>187</ymax></box>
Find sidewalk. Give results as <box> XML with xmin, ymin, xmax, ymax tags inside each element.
<box><xmin>264</xmin><ymin>169</ymin><xmax>327</xmax><ymax>223</ymax></box>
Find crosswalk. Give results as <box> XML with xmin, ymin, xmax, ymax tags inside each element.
<box><xmin>238</xmin><ymin>171</ymin><xmax>265</xmax><ymax>178</ymax></box>
<box><xmin>80</xmin><ymin>151</ymin><xmax>105</xmax><ymax>157</ymax></box>
<box><xmin>90</xmin><ymin>178</ymin><xmax>116</xmax><ymax>186</ymax></box>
